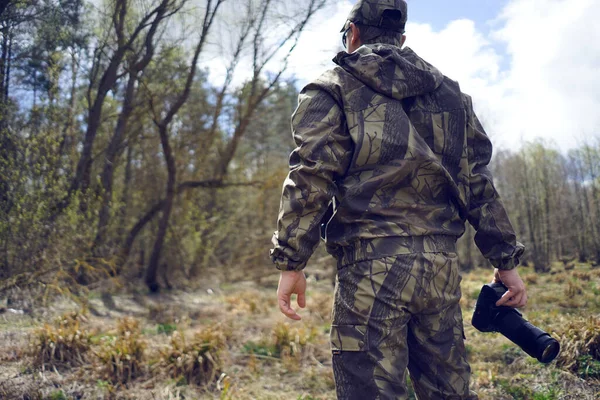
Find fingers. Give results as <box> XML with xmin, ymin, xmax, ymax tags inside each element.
<box><xmin>518</xmin><ymin>291</ymin><xmax>528</xmax><ymax>308</ymax></box>
<box><xmin>297</xmin><ymin>292</ymin><xmax>306</xmax><ymax>309</ymax></box>
<box><xmin>496</xmin><ymin>289</ymin><xmax>527</xmax><ymax>308</ymax></box>
<box><xmin>278</xmin><ymin>296</ymin><xmax>301</xmax><ymax>320</ymax></box>
<box><xmin>276</xmin><ymin>271</ymin><xmax>307</xmax><ymax>320</ymax></box>
<box><xmin>496</xmin><ymin>291</ymin><xmax>520</xmax><ymax>307</ymax></box>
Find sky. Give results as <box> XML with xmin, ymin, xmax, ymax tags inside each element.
<box><xmin>205</xmin><ymin>0</ymin><xmax>600</xmax><ymax>152</ymax></box>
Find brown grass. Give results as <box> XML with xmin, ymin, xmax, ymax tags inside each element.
<box><xmin>573</xmin><ymin>271</ymin><xmax>592</xmax><ymax>281</ymax></box>
<box><xmin>161</xmin><ymin>325</ymin><xmax>227</xmax><ymax>387</ymax></box>
<box><xmin>97</xmin><ymin>317</ymin><xmax>146</xmax><ymax>385</ymax></box>
<box><xmin>27</xmin><ymin>311</ymin><xmax>91</xmax><ymax>370</ymax></box>
<box><xmin>5</xmin><ymin>264</ymin><xmax>600</xmax><ymax>399</ymax></box>
<box><xmin>565</xmin><ymin>281</ymin><xmax>584</xmax><ymax>298</ymax></box>
<box><xmin>556</xmin><ymin>316</ymin><xmax>600</xmax><ymax>372</ymax></box>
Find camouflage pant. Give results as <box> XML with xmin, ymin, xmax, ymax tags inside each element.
<box><xmin>330</xmin><ymin>252</ymin><xmax>478</xmax><ymax>400</ymax></box>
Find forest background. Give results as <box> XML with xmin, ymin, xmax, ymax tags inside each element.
<box><xmin>1</xmin><ymin>0</ymin><xmax>600</xmax><ymax>399</ymax></box>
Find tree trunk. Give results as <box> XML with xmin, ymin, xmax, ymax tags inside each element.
<box><xmin>573</xmin><ymin>180</ymin><xmax>588</xmax><ymax>261</ymax></box>
<box><xmin>541</xmin><ymin>156</ymin><xmax>552</xmax><ymax>266</ymax></box>
<box><xmin>143</xmin><ymin>1</ymin><xmax>223</xmax><ymax>290</ymax></box>
<box><xmin>585</xmin><ymin>146</ymin><xmax>600</xmax><ymax>262</ymax></box>
<box><xmin>521</xmin><ymin>161</ymin><xmax>547</xmax><ymax>272</ymax></box>
<box><xmin>94</xmin><ymin>69</ymin><xmax>137</xmax><ymax>254</ymax></box>
<box><xmin>117</xmin><ymin>144</ymin><xmax>133</xmax><ymax>244</ymax></box>
<box><xmin>145</xmin><ymin>124</ymin><xmax>176</xmax><ymax>292</ymax></box>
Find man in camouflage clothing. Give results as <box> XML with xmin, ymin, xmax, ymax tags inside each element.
<box><xmin>270</xmin><ymin>1</ymin><xmax>527</xmax><ymax>398</ymax></box>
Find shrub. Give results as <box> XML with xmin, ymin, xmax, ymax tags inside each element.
<box><xmin>242</xmin><ymin>341</ymin><xmax>278</xmax><ymax>358</ymax></box>
<box><xmin>224</xmin><ymin>291</ymin><xmax>274</xmax><ymax>315</ymax></box>
<box><xmin>556</xmin><ymin>316</ymin><xmax>600</xmax><ymax>375</ymax></box>
<box><xmin>272</xmin><ymin>323</ymin><xmax>318</xmax><ymax>358</ymax></box>
<box><xmin>573</xmin><ymin>271</ymin><xmax>591</xmax><ymax>281</ymax></box>
<box><xmin>49</xmin><ymin>390</ymin><xmax>67</xmax><ymax>400</ymax></box>
<box><xmin>28</xmin><ymin>311</ymin><xmax>91</xmax><ymax>369</ymax></box>
<box><xmin>97</xmin><ymin>317</ymin><xmax>146</xmax><ymax>385</ymax></box>
<box><xmin>564</xmin><ymin>262</ymin><xmax>576</xmax><ymax>271</ymax></box>
<box><xmin>577</xmin><ymin>355</ymin><xmax>600</xmax><ymax>379</ymax></box>
<box><xmin>161</xmin><ymin>326</ymin><xmax>226</xmax><ymax>386</ymax></box>
<box><xmin>564</xmin><ymin>281</ymin><xmax>583</xmax><ymax>298</ymax></box>
<box><xmin>157</xmin><ymin>323</ymin><xmax>178</xmax><ymax>335</ymax></box>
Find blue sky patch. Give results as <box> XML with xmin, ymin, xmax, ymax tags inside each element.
<box><xmin>407</xmin><ymin>0</ymin><xmax>508</xmax><ymax>31</ymax></box>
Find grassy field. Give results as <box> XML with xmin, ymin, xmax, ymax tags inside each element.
<box><xmin>1</xmin><ymin>261</ymin><xmax>600</xmax><ymax>399</ymax></box>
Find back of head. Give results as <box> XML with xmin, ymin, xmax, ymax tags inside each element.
<box><xmin>340</xmin><ymin>0</ymin><xmax>408</xmax><ymax>47</ymax></box>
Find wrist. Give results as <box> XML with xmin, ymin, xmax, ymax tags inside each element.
<box><xmin>281</xmin><ymin>270</ymin><xmax>304</xmax><ymax>277</ymax></box>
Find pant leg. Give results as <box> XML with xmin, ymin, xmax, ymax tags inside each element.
<box><xmin>330</xmin><ymin>255</ymin><xmax>422</xmax><ymax>400</ymax></box>
<box><xmin>406</xmin><ymin>252</ymin><xmax>478</xmax><ymax>400</ymax></box>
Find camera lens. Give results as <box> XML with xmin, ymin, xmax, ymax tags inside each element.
<box><xmin>540</xmin><ymin>340</ymin><xmax>560</xmax><ymax>363</ymax></box>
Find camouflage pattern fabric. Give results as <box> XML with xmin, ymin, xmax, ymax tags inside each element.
<box><xmin>270</xmin><ymin>44</ymin><xmax>524</xmax><ymax>272</ymax></box>
<box><xmin>340</xmin><ymin>0</ymin><xmax>408</xmax><ymax>33</ymax></box>
<box><xmin>331</xmin><ymin>252</ymin><xmax>478</xmax><ymax>400</ymax></box>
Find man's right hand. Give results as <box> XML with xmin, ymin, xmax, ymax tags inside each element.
<box><xmin>493</xmin><ymin>268</ymin><xmax>527</xmax><ymax>308</ymax></box>
<box><xmin>277</xmin><ymin>270</ymin><xmax>307</xmax><ymax>321</ymax></box>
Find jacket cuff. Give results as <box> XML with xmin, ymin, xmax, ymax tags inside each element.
<box><xmin>270</xmin><ymin>249</ymin><xmax>307</xmax><ymax>272</ymax></box>
<box><xmin>489</xmin><ymin>242</ymin><xmax>525</xmax><ymax>270</ymax></box>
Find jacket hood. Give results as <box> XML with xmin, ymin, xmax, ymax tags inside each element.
<box><xmin>333</xmin><ymin>45</ymin><xmax>444</xmax><ymax>100</ymax></box>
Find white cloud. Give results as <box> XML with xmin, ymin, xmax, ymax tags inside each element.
<box><xmin>284</xmin><ymin>0</ymin><xmax>600</xmax><ymax>152</ymax></box>
<box><xmin>284</xmin><ymin>2</ymin><xmax>352</xmax><ymax>83</ymax></box>
<box><xmin>489</xmin><ymin>0</ymin><xmax>600</xmax><ymax>150</ymax></box>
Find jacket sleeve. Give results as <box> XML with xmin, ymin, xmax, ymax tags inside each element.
<box><xmin>270</xmin><ymin>83</ymin><xmax>353</xmax><ymax>271</ymax></box>
<box><xmin>464</xmin><ymin>95</ymin><xmax>525</xmax><ymax>270</ymax></box>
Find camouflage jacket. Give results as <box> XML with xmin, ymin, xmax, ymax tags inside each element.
<box><xmin>270</xmin><ymin>45</ymin><xmax>524</xmax><ymax>271</ymax></box>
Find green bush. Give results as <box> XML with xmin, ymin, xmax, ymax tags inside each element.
<box><xmin>242</xmin><ymin>341</ymin><xmax>278</xmax><ymax>358</ymax></box>
<box><xmin>577</xmin><ymin>355</ymin><xmax>600</xmax><ymax>379</ymax></box>
<box><xmin>49</xmin><ymin>391</ymin><xmax>67</xmax><ymax>400</ymax></box>
<box><xmin>157</xmin><ymin>323</ymin><xmax>178</xmax><ymax>335</ymax></box>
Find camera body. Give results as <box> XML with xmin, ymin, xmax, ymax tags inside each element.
<box><xmin>472</xmin><ymin>282</ymin><xmax>560</xmax><ymax>363</ymax></box>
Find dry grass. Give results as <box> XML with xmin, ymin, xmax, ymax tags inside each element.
<box><xmin>161</xmin><ymin>325</ymin><xmax>227</xmax><ymax>387</ymax></box>
<box><xmin>27</xmin><ymin>311</ymin><xmax>92</xmax><ymax>370</ymax></box>
<box><xmin>97</xmin><ymin>317</ymin><xmax>146</xmax><ymax>385</ymax></box>
<box><xmin>556</xmin><ymin>316</ymin><xmax>600</xmax><ymax>373</ymax></box>
<box><xmin>564</xmin><ymin>262</ymin><xmax>576</xmax><ymax>271</ymax></box>
<box><xmin>565</xmin><ymin>281</ymin><xmax>584</xmax><ymax>298</ymax></box>
<box><xmin>224</xmin><ymin>290</ymin><xmax>274</xmax><ymax>315</ymax></box>
<box><xmin>573</xmin><ymin>271</ymin><xmax>592</xmax><ymax>281</ymax></box>
<box><xmin>147</xmin><ymin>303</ymin><xmax>178</xmax><ymax>325</ymax></box>
<box><xmin>273</xmin><ymin>321</ymin><xmax>318</xmax><ymax>360</ymax></box>
<box><xmin>4</xmin><ymin>264</ymin><xmax>600</xmax><ymax>399</ymax></box>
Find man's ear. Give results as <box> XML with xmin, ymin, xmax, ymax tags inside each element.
<box><xmin>350</xmin><ymin>22</ymin><xmax>360</xmax><ymax>46</ymax></box>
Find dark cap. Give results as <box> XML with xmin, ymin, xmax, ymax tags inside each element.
<box><xmin>340</xmin><ymin>0</ymin><xmax>408</xmax><ymax>33</ymax></box>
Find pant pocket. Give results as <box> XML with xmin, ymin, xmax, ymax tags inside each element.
<box><xmin>330</xmin><ymin>324</ymin><xmax>369</xmax><ymax>353</ymax></box>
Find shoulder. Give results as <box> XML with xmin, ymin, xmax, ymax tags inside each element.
<box><xmin>300</xmin><ymin>66</ymin><xmax>363</xmax><ymax>106</ymax></box>
<box><xmin>299</xmin><ymin>68</ymin><xmax>344</xmax><ymax>104</ymax></box>
<box><xmin>459</xmin><ymin>91</ymin><xmax>474</xmax><ymax>112</ymax></box>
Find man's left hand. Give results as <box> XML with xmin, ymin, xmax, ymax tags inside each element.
<box><xmin>277</xmin><ymin>270</ymin><xmax>307</xmax><ymax>320</ymax></box>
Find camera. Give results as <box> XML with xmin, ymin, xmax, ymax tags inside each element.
<box><xmin>471</xmin><ymin>282</ymin><xmax>560</xmax><ymax>363</ymax></box>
